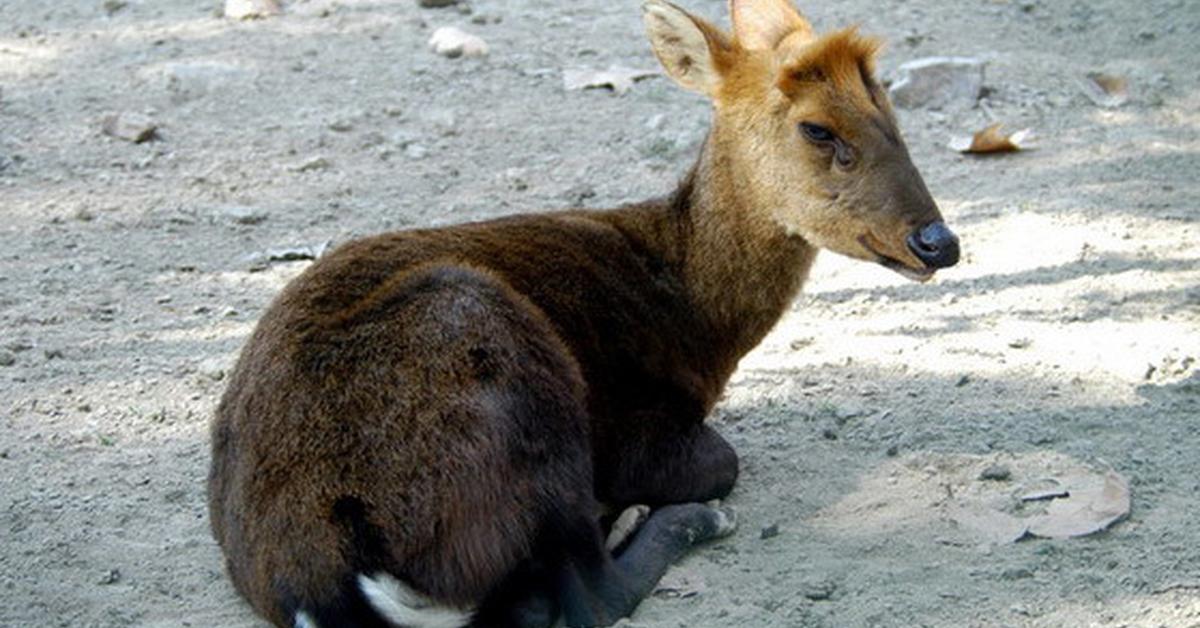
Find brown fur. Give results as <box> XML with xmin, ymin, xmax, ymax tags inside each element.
<box><xmin>208</xmin><ymin>1</ymin><xmax>955</xmax><ymax>625</ymax></box>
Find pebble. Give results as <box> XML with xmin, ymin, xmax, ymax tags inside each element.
<box><xmin>102</xmin><ymin>112</ymin><xmax>158</xmax><ymax>143</ymax></box>
<box><xmin>979</xmin><ymin>464</ymin><xmax>1011</xmax><ymax>481</ymax></box>
<box><xmin>428</xmin><ymin>26</ymin><xmax>489</xmax><ymax>59</ymax></box>
<box><xmin>102</xmin><ymin>0</ymin><xmax>128</xmax><ymax>16</ymax></box>
<box><xmin>224</xmin><ymin>0</ymin><xmax>281</xmax><ymax>20</ymax></box>
<box><xmin>417</xmin><ymin>0</ymin><xmax>460</xmax><ymax>7</ymax></box>
<box><xmin>216</xmin><ymin>205</ymin><xmax>269</xmax><ymax>225</ymax></box>
<box><xmin>292</xmin><ymin>156</ymin><xmax>331</xmax><ymax>172</ymax></box>
<box><xmin>801</xmin><ymin>578</ymin><xmax>838</xmax><ymax>601</ymax></box>
<box><xmin>760</xmin><ymin>524</ymin><xmax>780</xmax><ymax>540</ymax></box>
<box><xmin>97</xmin><ymin>569</ymin><xmax>121</xmax><ymax>585</ymax></box>
<box><xmin>0</xmin><ymin>351</ymin><xmax>15</xmax><ymax>367</ymax></box>
<box><xmin>888</xmin><ymin>57</ymin><xmax>985</xmax><ymax>110</ymax></box>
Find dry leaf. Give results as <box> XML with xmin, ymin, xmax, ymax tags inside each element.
<box><xmin>1025</xmin><ymin>471</ymin><xmax>1131</xmax><ymax>540</ymax></box>
<box><xmin>563</xmin><ymin>66</ymin><xmax>659</xmax><ymax>95</ymax></box>
<box><xmin>948</xmin><ymin>123</ymin><xmax>1032</xmax><ymax>154</ymax></box>
<box><xmin>1081</xmin><ymin>72</ymin><xmax>1130</xmax><ymax>108</ymax></box>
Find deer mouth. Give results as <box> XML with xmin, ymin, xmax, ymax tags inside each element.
<box><xmin>859</xmin><ymin>235</ymin><xmax>935</xmax><ymax>283</ymax></box>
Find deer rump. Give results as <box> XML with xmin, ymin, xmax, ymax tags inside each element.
<box><xmin>208</xmin><ymin>216</ymin><xmax>737</xmax><ymax>628</ymax></box>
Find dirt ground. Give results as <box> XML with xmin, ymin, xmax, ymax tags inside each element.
<box><xmin>2</xmin><ymin>0</ymin><xmax>1198</xmax><ymax>626</ymax></box>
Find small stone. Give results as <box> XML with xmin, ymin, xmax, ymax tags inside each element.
<box><xmin>0</xmin><ymin>351</ymin><xmax>15</xmax><ymax>367</ymax></box>
<box><xmin>802</xmin><ymin>578</ymin><xmax>837</xmax><ymax>601</ymax></box>
<box><xmin>155</xmin><ymin>295</ymin><xmax>173</xmax><ymax>304</ymax></box>
<box><xmin>102</xmin><ymin>112</ymin><xmax>158</xmax><ymax>143</ymax></box>
<box><xmin>44</xmin><ymin>348</ymin><xmax>65</xmax><ymax>360</ymax></box>
<box><xmin>217</xmin><ymin>205</ymin><xmax>268</xmax><ymax>225</ymax></box>
<box><xmin>760</xmin><ymin>524</ymin><xmax>780</xmax><ymax>540</ymax></box>
<box><xmin>956</xmin><ymin>374</ymin><xmax>971</xmax><ymax>387</ymax></box>
<box><xmin>98</xmin><ymin>569</ymin><xmax>121</xmax><ymax>585</ymax></box>
<box><xmin>428</xmin><ymin>26</ymin><xmax>489</xmax><ymax>58</ymax></box>
<box><xmin>292</xmin><ymin>156</ymin><xmax>331</xmax><ymax>172</ymax></box>
<box><xmin>888</xmin><ymin>57</ymin><xmax>985</xmax><ymax>110</ymax></box>
<box><xmin>1000</xmin><ymin>567</ymin><xmax>1034</xmax><ymax>581</ymax></box>
<box><xmin>470</xmin><ymin>13</ymin><xmax>501</xmax><ymax>25</ymax></box>
<box><xmin>1008</xmin><ymin>338</ymin><xmax>1032</xmax><ymax>349</ymax></box>
<box><xmin>979</xmin><ymin>464</ymin><xmax>1012</xmax><ymax>481</ymax></box>
<box><xmin>102</xmin><ymin>0</ymin><xmax>128</xmax><ymax>16</ymax></box>
<box><xmin>328</xmin><ymin>119</ymin><xmax>354</xmax><ymax>133</ymax></box>
<box><xmin>224</xmin><ymin>0</ymin><xmax>281</xmax><ymax>20</ymax></box>
<box><xmin>417</xmin><ymin>0</ymin><xmax>460</xmax><ymax>7</ymax></box>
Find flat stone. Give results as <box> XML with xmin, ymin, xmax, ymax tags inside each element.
<box><xmin>224</xmin><ymin>0</ymin><xmax>281</xmax><ymax>20</ymax></box>
<box><xmin>889</xmin><ymin>57</ymin><xmax>985</xmax><ymax>110</ymax></box>
<box><xmin>428</xmin><ymin>26</ymin><xmax>488</xmax><ymax>59</ymax></box>
<box><xmin>102</xmin><ymin>112</ymin><xmax>158</xmax><ymax>143</ymax></box>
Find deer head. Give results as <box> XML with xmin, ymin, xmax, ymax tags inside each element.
<box><xmin>644</xmin><ymin>0</ymin><xmax>959</xmax><ymax>281</ymax></box>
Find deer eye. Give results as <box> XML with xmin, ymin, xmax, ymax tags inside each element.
<box><xmin>800</xmin><ymin>122</ymin><xmax>836</xmax><ymax>144</ymax></box>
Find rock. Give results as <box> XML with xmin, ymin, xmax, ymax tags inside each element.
<box><xmin>979</xmin><ymin>464</ymin><xmax>1012</xmax><ymax>481</ymax></box>
<box><xmin>417</xmin><ymin>0</ymin><xmax>460</xmax><ymax>7</ymax></box>
<box><xmin>801</xmin><ymin>578</ymin><xmax>838</xmax><ymax>601</ymax></box>
<box><xmin>291</xmin><ymin>156</ymin><xmax>331</xmax><ymax>172</ymax></box>
<box><xmin>216</xmin><ymin>205</ymin><xmax>268</xmax><ymax>225</ymax></box>
<box><xmin>428</xmin><ymin>26</ymin><xmax>488</xmax><ymax>58</ymax></box>
<box><xmin>224</xmin><ymin>0</ymin><xmax>281</xmax><ymax>20</ymax></box>
<box><xmin>0</xmin><ymin>350</ymin><xmax>15</xmax><ymax>367</ymax></box>
<box><xmin>888</xmin><ymin>57</ymin><xmax>985</xmax><ymax>110</ymax></box>
<box><xmin>102</xmin><ymin>112</ymin><xmax>158</xmax><ymax>143</ymax></box>
<box><xmin>102</xmin><ymin>0</ymin><xmax>128</xmax><ymax>16</ymax></box>
<box><xmin>760</xmin><ymin>523</ymin><xmax>780</xmax><ymax>540</ymax></box>
<box><xmin>98</xmin><ymin>569</ymin><xmax>121</xmax><ymax>585</ymax></box>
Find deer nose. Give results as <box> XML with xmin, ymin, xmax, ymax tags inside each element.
<box><xmin>906</xmin><ymin>221</ymin><xmax>960</xmax><ymax>269</ymax></box>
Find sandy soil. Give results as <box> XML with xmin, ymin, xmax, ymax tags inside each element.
<box><xmin>2</xmin><ymin>0</ymin><xmax>1198</xmax><ymax>626</ymax></box>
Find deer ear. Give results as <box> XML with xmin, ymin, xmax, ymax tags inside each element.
<box><xmin>643</xmin><ymin>0</ymin><xmax>732</xmax><ymax>96</ymax></box>
<box><xmin>730</xmin><ymin>0</ymin><xmax>813</xmax><ymax>51</ymax></box>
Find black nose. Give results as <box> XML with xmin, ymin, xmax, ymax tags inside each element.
<box><xmin>906</xmin><ymin>221</ymin><xmax>960</xmax><ymax>269</ymax></box>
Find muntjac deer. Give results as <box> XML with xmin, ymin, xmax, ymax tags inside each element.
<box><xmin>207</xmin><ymin>0</ymin><xmax>960</xmax><ymax>626</ymax></box>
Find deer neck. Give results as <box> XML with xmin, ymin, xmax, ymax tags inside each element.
<box><xmin>674</xmin><ymin>123</ymin><xmax>818</xmax><ymax>359</ymax></box>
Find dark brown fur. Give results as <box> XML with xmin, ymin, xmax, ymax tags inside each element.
<box><xmin>208</xmin><ymin>1</ymin><xmax>956</xmax><ymax>626</ymax></box>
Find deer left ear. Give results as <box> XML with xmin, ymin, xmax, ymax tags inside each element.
<box><xmin>643</xmin><ymin>0</ymin><xmax>733</xmax><ymax>97</ymax></box>
<box><xmin>730</xmin><ymin>0</ymin><xmax>814</xmax><ymax>51</ymax></box>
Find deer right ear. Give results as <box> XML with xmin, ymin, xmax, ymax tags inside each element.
<box><xmin>643</xmin><ymin>0</ymin><xmax>731</xmax><ymax>96</ymax></box>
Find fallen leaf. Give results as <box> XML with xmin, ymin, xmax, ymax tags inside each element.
<box><xmin>563</xmin><ymin>66</ymin><xmax>659</xmax><ymax>95</ymax></box>
<box><xmin>1081</xmin><ymin>72</ymin><xmax>1130</xmax><ymax>108</ymax></box>
<box><xmin>948</xmin><ymin>123</ymin><xmax>1032</xmax><ymax>154</ymax></box>
<box><xmin>1025</xmin><ymin>470</ymin><xmax>1131</xmax><ymax>539</ymax></box>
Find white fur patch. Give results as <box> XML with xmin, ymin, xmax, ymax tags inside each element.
<box><xmin>357</xmin><ymin>572</ymin><xmax>473</xmax><ymax>628</ymax></box>
<box><xmin>294</xmin><ymin>610</ymin><xmax>319</xmax><ymax>628</ymax></box>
